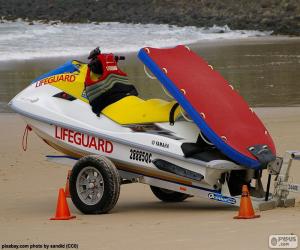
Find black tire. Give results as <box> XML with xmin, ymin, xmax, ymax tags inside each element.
<box><xmin>150</xmin><ymin>186</ymin><xmax>190</xmax><ymax>202</ymax></box>
<box><xmin>70</xmin><ymin>155</ymin><xmax>120</xmax><ymax>214</ymax></box>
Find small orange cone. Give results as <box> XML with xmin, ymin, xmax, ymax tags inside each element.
<box><xmin>65</xmin><ymin>170</ymin><xmax>71</xmax><ymax>198</ymax></box>
<box><xmin>50</xmin><ymin>188</ymin><xmax>76</xmax><ymax>220</ymax></box>
<box><xmin>234</xmin><ymin>185</ymin><xmax>260</xmax><ymax>219</ymax></box>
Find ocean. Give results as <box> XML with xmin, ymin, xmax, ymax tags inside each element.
<box><xmin>0</xmin><ymin>21</ymin><xmax>299</xmax><ymax>112</ymax></box>
<box><xmin>0</xmin><ymin>21</ymin><xmax>271</xmax><ymax>61</ymax></box>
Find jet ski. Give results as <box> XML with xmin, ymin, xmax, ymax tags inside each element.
<box><xmin>9</xmin><ymin>45</ymin><xmax>299</xmax><ymax>214</ymax></box>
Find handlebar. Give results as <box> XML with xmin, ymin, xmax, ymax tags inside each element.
<box><xmin>115</xmin><ymin>56</ymin><xmax>125</xmax><ymax>61</ymax></box>
<box><xmin>88</xmin><ymin>47</ymin><xmax>125</xmax><ymax>62</ymax></box>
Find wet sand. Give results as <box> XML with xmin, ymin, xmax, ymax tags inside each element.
<box><xmin>0</xmin><ymin>107</ymin><xmax>300</xmax><ymax>250</ymax></box>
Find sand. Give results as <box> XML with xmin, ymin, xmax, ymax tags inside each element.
<box><xmin>0</xmin><ymin>108</ymin><xmax>300</xmax><ymax>250</ymax></box>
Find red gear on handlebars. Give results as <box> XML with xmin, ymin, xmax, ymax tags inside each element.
<box><xmin>85</xmin><ymin>53</ymin><xmax>127</xmax><ymax>86</ymax></box>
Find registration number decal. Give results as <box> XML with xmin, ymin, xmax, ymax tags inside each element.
<box><xmin>129</xmin><ymin>149</ymin><xmax>152</xmax><ymax>163</ymax></box>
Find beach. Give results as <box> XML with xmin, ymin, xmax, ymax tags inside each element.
<box><xmin>0</xmin><ymin>32</ymin><xmax>300</xmax><ymax>249</ymax></box>
<box><xmin>0</xmin><ymin>107</ymin><xmax>299</xmax><ymax>250</ymax></box>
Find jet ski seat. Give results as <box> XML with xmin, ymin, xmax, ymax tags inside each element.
<box><xmin>101</xmin><ymin>95</ymin><xmax>181</xmax><ymax>125</ymax></box>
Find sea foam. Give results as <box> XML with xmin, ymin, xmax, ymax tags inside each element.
<box><xmin>0</xmin><ymin>21</ymin><xmax>272</xmax><ymax>61</ymax></box>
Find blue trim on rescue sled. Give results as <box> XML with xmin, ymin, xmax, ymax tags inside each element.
<box><xmin>138</xmin><ymin>48</ymin><xmax>260</xmax><ymax>169</ymax></box>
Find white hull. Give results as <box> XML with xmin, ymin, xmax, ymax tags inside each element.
<box><xmin>10</xmin><ymin>83</ymin><xmax>243</xmax><ymax>188</ymax></box>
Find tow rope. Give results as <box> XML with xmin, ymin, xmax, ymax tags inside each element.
<box><xmin>22</xmin><ymin>125</ymin><xmax>32</xmax><ymax>151</ymax></box>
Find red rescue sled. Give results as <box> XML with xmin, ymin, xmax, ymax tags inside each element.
<box><xmin>138</xmin><ymin>45</ymin><xmax>276</xmax><ymax>169</ymax></box>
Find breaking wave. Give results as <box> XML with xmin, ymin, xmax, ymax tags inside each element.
<box><xmin>0</xmin><ymin>20</ymin><xmax>272</xmax><ymax>61</ymax></box>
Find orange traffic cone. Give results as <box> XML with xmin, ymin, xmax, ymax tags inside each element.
<box><xmin>234</xmin><ymin>185</ymin><xmax>260</xmax><ymax>219</ymax></box>
<box><xmin>65</xmin><ymin>170</ymin><xmax>71</xmax><ymax>198</ymax></box>
<box><xmin>50</xmin><ymin>188</ymin><xmax>76</xmax><ymax>220</ymax></box>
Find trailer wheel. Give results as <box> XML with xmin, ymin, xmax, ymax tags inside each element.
<box><xmin>150</xmin><ymin>186</ymin><xmax>190</xmax><ymax>202</ymax></box>
<box><xmin>70</xmin><ymin>155</ymin><xmax>120</xmax><ymax>214</ymax></box>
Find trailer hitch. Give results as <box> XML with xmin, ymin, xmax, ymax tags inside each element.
<box><xmin>270</xmin><ymin>151</ymin><xmax>300</xmax><ymax>207</ymax></box>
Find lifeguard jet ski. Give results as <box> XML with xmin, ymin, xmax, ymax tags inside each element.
<box><xmin>9</xmin><ymin>45</ymin><xmax>299</xmax><ymax>214</ymax></box>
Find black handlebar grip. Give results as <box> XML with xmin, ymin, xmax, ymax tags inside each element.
<box><xmin>115</xmin><ymin>56</ymin><xmax>125</xmax><ymax>61</ymax></box>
